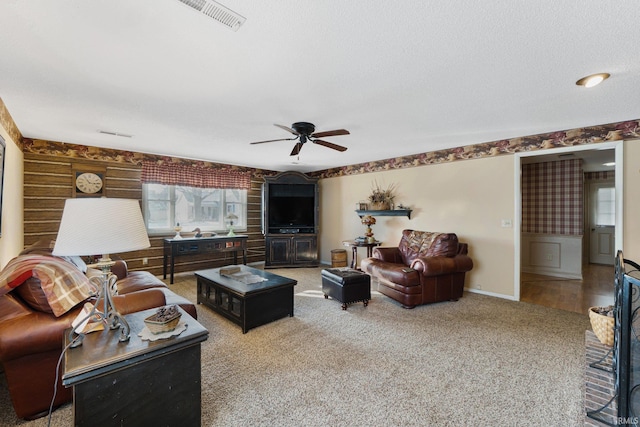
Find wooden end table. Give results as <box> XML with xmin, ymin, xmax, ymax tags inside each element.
<box><xmin>62</xmin><ymin>307</ymin><xmax>208</xmax><ymax>427</ymax></box>
<box><xmin>342</xmin><ymin>240</ymin><xmax>382</xmax><ymax>269</ymax></box>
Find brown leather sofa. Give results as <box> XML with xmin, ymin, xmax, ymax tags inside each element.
<box><xmin>361</xmin><ymin>230</ymin><xmax>473</xmax><ymax>308</ymax></box>
<box><xmin>0</xmin><ymin>240</ymin><xmax>197</xmax><ymax>420</ymax></box>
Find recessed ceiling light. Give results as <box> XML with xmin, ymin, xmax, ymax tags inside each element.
<box><xmin>576</xmin><ymin>73</ymin><xmax>610</xmax><ymax>88</ymax></box>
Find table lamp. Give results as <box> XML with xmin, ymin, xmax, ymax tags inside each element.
<box><xmin>226</xmin><ymin>213</ymin><xmax>238</xmax><ymax>236</ymax></box>
<box><xmin>53</xmin><ymin>198</ymin><xmax>150</xmax><ymax>347</ymax></box>
<box><xmin>361</xmin><ymin>215</ymin><xmax>376</xmax><ymax>243</ymax></box>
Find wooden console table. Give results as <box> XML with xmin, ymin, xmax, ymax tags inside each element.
<box><xmin>62</xmin><ymin>307</ymin><xmax>208</xmax><ymax>426</ymax></box>
<box><xmin>163</xmin><ymin>235</ymin><xmax>248</xmax><ymax>284</ymax></box>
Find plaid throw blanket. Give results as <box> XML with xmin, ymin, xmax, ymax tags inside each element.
<box><xmin>0</xmin><ymin>255</ymin><xmax>91</xmax><ymax>317</ymax></box>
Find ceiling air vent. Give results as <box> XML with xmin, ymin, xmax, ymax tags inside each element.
<box><xmin>177</xmin><ymin>0</ymin><xmax>246</xmax><ymax>31</ymax></box>
<box><xmin>98</xmin><ymin>130</ymin><xmax>133</xmax><ymax>138</ymax></box>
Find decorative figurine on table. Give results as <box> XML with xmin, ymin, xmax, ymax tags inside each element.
<box><xmin>192</xmin><ymin>227</ymin><xmax>203</xmax><ymax>238</ymax></box>
<box><xmin>361</xmin><ymin>215</ymin><xmax>376</xmax><ymax>243</ymax></box>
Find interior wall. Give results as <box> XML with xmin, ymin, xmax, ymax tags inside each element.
<box><xmin>0</xmin><ymin>108</ymin><xmax>24</xmax><ymax>269</ymax></box>
<box><xmin>520</xmin><ymin>158</ymin><xmax>584</xmax><ymax>278</ymax></box>
<box><xmin>623</xmin><ymin>140</ymin><xmax>640</xmax><ymax>262</ymax></box>
<box><xmin>319</xmin><ymin>155</ymin><xmax>516</xmax><ymax>298</ymax></box>
<box><xmin>320</xmin><ymin>140</ymin><xmax>640</xmax><ymax>300</ymax></box>
<box><xmin>21</xmin><ymin>147</ymin><xmax>268</xmax><ymax>275</ymax></box>
<box><xmin>522</xmin><ymin>159</ymin><xmax>584</xmax><ymax>235</ymax></box>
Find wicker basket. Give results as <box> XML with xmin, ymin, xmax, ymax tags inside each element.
<box><xmin>144</xmin><ymin>310</ymin><xmax>182</xmax><ymax>334</ymax></box>
<box><xmin>589</xmin><ymin>306</ymin><xmax>614</xmax><ymax>347</ymax></box>
<box><xmin>369</xmin><ymin>201</ymin><xmax>390</xmax><ymax>211</ymax></box>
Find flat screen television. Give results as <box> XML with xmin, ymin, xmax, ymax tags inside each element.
<box><xmin>267</xmin><ymin>183</ymin><xmax>316</xmax><ymax>233</ymax></box>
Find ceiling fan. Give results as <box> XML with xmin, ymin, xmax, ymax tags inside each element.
<box><xmin>250</xmin><ymin>122</ymin><xmax>350</xmax><ymax>156</ymax></box>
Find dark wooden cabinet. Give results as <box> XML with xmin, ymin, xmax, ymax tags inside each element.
<box><xmin>266</xmin><ymin>234</ymin><xmax>318</xmax><ymax>267</ymax></box>
<box><xmin>263</xmin><ymin>171</ymin><xmax>318</xmax><ymax>268</ymax></box>
<box><xmin>267</xmin><ymin>236</ymin><xmax>291</xmax><ymax>266</ymax></box>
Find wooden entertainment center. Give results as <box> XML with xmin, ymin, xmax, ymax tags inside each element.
<box><xmin>263</xmin><ymin>171</ymin><xmax>319</xmax><ymax>268</ymax></box>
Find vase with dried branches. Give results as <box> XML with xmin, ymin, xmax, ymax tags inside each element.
<box><xmin>368</xmin><ymin>181</ymin><xmax>396</xmax><ymax>210</ymax></box>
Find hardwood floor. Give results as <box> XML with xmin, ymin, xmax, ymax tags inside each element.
<box><xmin>520</xmin><ymin>263</ymin><xmax>615</xmax><ymax>315</ymax></box>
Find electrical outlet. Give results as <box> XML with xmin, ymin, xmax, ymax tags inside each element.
<box><xmin>501</xmin><ymin>219</ymin><xmax>512</xmax><ymax>228</ymax></box>
<box><xmin>546</xmin><ymin>254</ymin><xmax>553</xmax><ymax>261</ymax></box>
<box><xmin>142</xmin><ymin>257</ymin><xmax>148</xmax><ymax>265</ymax></box>
<box><xmin>476</xmin><ymin>284</ymin><xmax>482</xmax><ymax>290</ymax></box>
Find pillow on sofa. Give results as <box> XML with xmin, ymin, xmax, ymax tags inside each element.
<box><xmin>426</xmin><ymin>233</ymin><xmax>458</xmax><ymax>257</ymax></box>
<box><xmin>19</xmin><ymin>239</ymin><xmax>88</xmax><ymax>273</ymax></box>
<box><xmin>401</xmin><ymin>230</ymin><xmax>458</xmax><ymax>262</ymax></box>
<box><xmin>14</xmin><ymin>277</ymin><xmax>54</xmax><ymax>314</ymax></box>
<box><xmin>0</xmin><ymin>255</ymin><xmax>91</xmax><ymax>317</ymax></box>
<box><xmin>57</xmin><ymin>255</ymin><xmax>88</xmax><ymax>274</ymax></box>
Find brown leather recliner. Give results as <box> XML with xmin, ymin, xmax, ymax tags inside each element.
<box><xmin>0</xmin><ymin>240</ymin><xmax>198</xmax><ymax>420</ymax></box>
<box><xmin>361</xmin><ymin>230</ymin><xmax>473</xmax><ymax>308</ymax></box>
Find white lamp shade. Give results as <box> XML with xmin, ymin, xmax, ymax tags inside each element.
<box><xmin>53</xmin><ymin>198</ymin><xmax>150</xmax><ymax>256</ymax></box>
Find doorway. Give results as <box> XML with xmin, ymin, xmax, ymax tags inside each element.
<box><xmin>515</xmin><ymin>142</ymin><xmax>623</xmax><ymax>312</ymax></box>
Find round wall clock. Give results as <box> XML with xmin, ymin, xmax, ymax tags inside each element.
<box><xmin>75</xmin><ymin>172</ymin><xmax>104</xmax><ymax>195</ymax></box>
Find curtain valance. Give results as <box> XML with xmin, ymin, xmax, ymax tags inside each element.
<box><xmin>141</xmin><ymin>160</ymin><xmax>251</xmax><ymax>189</ymax></box>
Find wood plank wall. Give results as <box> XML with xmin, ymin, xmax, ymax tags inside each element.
<box><xmin>23</xmin><ymin>152</ymin><xmax>266</xmax><ymax>276</ymax></box>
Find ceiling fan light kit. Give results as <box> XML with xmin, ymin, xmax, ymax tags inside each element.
<box><xmin>250</xmin><ymin>122</ymin><xmax>350</xmax><ymax>156</ymax></box>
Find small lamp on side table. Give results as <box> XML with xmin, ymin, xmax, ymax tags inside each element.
<box><xmin>361</xmin><ymin>215</ymin><xmax>377</xmax><ymax>243</ymax></box>
<box><xmin>226</xmin><ymin>213</ymin><xmax>238</xmax><ymax>236</ymax></box>
<box><xmin>53</xmin><ymin>198</ymin><xmax>151</xmax><ymax>347</ymax></box>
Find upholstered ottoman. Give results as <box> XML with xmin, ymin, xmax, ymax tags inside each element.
<box><xmin>321</xmin><ymin>268</ymin><xmax>371</xmax><ymax>310</ymax></box>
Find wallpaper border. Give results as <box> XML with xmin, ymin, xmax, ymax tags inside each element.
<box><xmin>0</xmin><ymin>98</ymin><xmax>23</xmax><ymax>148</ymax></box>
<box><xmin>21</xmin><ymin>138</ymin><xmax>280</xmax><ymax>178</ymax></box>
<box><xmin>17</xmin><ymin>118</ymin><xmax>640</xmax><ymax>180</ymax></box>
<box><xmin>309</xmin><ymin>119</ymin><xmax>640</xmax><ymax>179</ymax></box>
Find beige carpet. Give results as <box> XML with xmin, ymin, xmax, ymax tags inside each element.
<box><xmin>0</xmin><ymin>266</ymin><xmax>591</xmax><ymax>426</ymax></box>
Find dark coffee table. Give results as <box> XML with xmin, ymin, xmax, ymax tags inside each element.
<box><xmin>195</xmin><ymin>266</ymin><xmax>297</xmax><ymax>333</ymax></box>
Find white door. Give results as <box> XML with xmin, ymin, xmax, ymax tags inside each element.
<box><xmin>589</xmin><ymin>181</ymin><xmax>615</xmax><ymax>265</ymax></box>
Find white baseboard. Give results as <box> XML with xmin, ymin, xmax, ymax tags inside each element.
<box><xmin>465</xmin><ymin>287</ymin><xmax>518</xmax><ymax>301</ymax></box>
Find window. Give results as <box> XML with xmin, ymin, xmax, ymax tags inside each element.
<box><xmin>595</xmin><ymin>186</ymin><xmax>615</xmax><ymax>227</ymax></box>
<box><xmin>143</xmin><ymin>183</ymin><xmax>247</xmax><ymax>235</ymax></box>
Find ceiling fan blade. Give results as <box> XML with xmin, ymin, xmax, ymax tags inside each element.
<box><xmin>290</xmin><ymin>142</ymin><xmax>303</xmax><ymax>156</ymax></box>
<box><xmin>250</xmin><ymin>137</ymin><xmax>297</xmax><ymax>145</ymax></box>
<box><xmin>311</xmin><ymin>129</ymin><xmax>350</xmax><ymax>138</ymax></box>
<box><xmin>312</xmin><ymin>139</ymin><xmax>348</xmax><ymax>152</ymax></box>
<box><xmin>274</xmin><ymin>124</ymin><xmax>299</xmax><ymax>135</ymax></box>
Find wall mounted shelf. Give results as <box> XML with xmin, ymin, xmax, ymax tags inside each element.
<box><xmin>355</xmin><ymin>209</ymin><xmax>412</xmax><ymax>219</ymax></box>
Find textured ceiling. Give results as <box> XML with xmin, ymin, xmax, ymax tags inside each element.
<box><xmin>0</xmin><ymin>1</ymin><xmax>637</xmax><ymax>172</ymax></box>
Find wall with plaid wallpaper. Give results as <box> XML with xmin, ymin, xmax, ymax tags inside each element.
<box><xmin>521</xmin><ymin>159</ymin><xmax>584</xmax><ymax>235</ymax></box>
<box><xmin>585</xmin><ymin>171</ymin><xmax>614</xmax><ymax>182</ymax></box>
